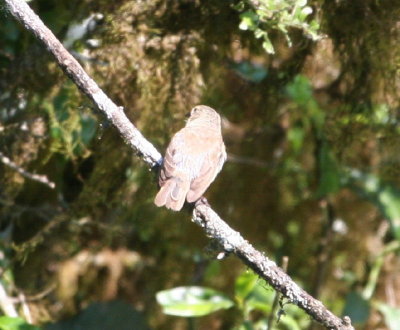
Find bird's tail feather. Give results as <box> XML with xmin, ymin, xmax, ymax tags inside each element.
<box><xmin>154</xmin><ymin>178</ymin><xmax>189</xmax><ymax>211</ymax></box>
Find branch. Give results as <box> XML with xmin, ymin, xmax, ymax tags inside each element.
<box><xmin>3</xmin><ymin>1</ymin><xmax>353</xmax><ymax>329</ymax></box>
<box><xmin>0</xmin><ymin>151</ymin><xmax>55</xmax><ymax>189</ymax></box>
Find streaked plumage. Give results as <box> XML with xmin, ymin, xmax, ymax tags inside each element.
<box><xmin>154</xmin><ymin>105</ymin><xmax>226</xmax><ymax>211</ymax></box>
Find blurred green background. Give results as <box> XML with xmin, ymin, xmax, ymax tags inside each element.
<box><xmin>1</xmin><ymin>0</ymin><xmax>400</xmax><ymax>329</ymax></box>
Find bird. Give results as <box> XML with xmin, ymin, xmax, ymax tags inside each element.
<box><xmin>154</xmin><ymin>105</ymin><xmax>227</xmax><ymax>211</ymax></box>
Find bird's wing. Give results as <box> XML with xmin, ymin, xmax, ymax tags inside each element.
<box><xmin>186</xmin><ymin>136</ymin><xmax>226</xmax><ymax>203</ymax></box>
<box><xmin>156</xmin><ymin>129</ymin><xmax>192</xmax><ymax>211</ymax></box>
<box><xmin>158</xmin><ymin>130</ymin><xmax>186</xmax><ymax>185</ymax></box>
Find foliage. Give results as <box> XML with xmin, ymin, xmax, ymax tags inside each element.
<box><xmin>341</xmin><ymin>241</ymin><xmax>400</xmax><ymax>327</ymax></box>
<box><xmin>286</xmin><ymin>75</ymin><xmax>400</xmax><ymax>238</ymax></box>
<box><xmin>43</xmin><ymin>84</ymin><xmax>97</xmax><ymax>160</ymax></box>
<box><xmin>235</xmin><ymin>0</ymin><xmax>321</xmax><ymax>54</ymax></box>
<box><xmin>344</xmin><ymin>170</ymin><xmax>400</xmax><ymax>239</ymax></box>
<box><xmin>156</xmin><ymin>271</ymin><xmax>310</xmax><ymax>329</ymax></box>
<box><xmin>234</xmin><ymin>271</ymin><xmax>309</xmax><ymax>329</ymax></box>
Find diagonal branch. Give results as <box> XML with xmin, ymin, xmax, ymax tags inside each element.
<box><xmin>2</xmin><ymin>0</ymin><xmax>353</xmax><ymax>329</ymax></box>
<box><xmin>0</xmin><ymin>151</ymin><xmax>55</xmax><ymax>189</ymax></box>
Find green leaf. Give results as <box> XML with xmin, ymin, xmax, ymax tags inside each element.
<box><xmin>262</xmin><ymin>36</ymin><xmax>275</xmax><ymax>54</ymax></box>
<box><xmin>235</xmin><ymin>0</ymin><xmax>321</xmax><ymax>51</ymax></box>
<box><xmin>244</xmin><ymin>280</ymin><xmax>274</xmax><ymax>314</ymax></box>
<box><xmin>239</xmin><ymin>20</ymin><xmax>250</xmax><ymax>31</ymax></box>
<box><xmin>0</xmin><ymin>316</ymin><xmax>40</xmax><ymax>330</ymax></box>
<box><xmin>235</xmin><ymin>271</ymin><xmax>274</xmax><ymax>315</ymax></box>
<box><xmin>50</xmin><ymin>126</ymin><xmax>62</xmax><ymax>139</ymax></box>
<box><xmin>376</xmin><ymin>303</ymin><xmax>400</xmax><ymax>330</ymax></box>
<box><xmin>254</xmin><ymin>29</ymin><xmax>265</xmax><ymax>39</ymax></box>
<box><xmin>239</xmin><ymin>11</ymin><xmax>258</xmax><ymax>31</ymax></box>
<box><xmin>156</xmin><ymin>286</ymin><xmax>233</xmax><ymax>317</ymax></box>
<box><xmin>235</xmin><ymin>271</ymin><xmax>259</xmax><ymax>302</ymax></box>
<box><xmin>373</xmin><ymin>103</ymin><xmax>391</xmax><ymax>125</ymax></box>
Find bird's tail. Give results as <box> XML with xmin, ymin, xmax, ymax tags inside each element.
<box><xmin>154</xmin><ymin>178</ymin><xmax>189</xmax><ymax>211</ymax></box>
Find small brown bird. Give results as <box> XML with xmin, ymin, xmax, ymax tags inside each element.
<box><xmin>154</xmin><ymin>105</ymin><xmax>227</xmax><ymax>211</ymax></box>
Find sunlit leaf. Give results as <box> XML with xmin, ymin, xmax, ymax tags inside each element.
<box><xmin>156</xmin><ymin>286</ymin><xmax>233</xmax><ymax>317</ymax></box>
<box><xmin>262</xmin><ymin>37</ymin><xmax>275</xmax><ymax>54</ymax></box>
<box><xmin>239</xmin><ymin>11</ymin><xmax>258</xmax><ymax>31</ymax></box>
<box><xmin>373</xmin><ymin>104</ymin><xmax>391</xmax><ymax>125</ymax></box>
<box><xmin>235</xmin><ymin>1</ymin><xmax>321</xmax><ymax>52</ymax></box>
<box><xmin>254</xmin><ymin>29</ymin><xmax>265</xmax><ymax>39</ymax></box>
